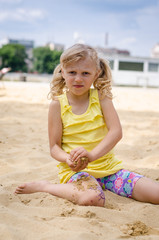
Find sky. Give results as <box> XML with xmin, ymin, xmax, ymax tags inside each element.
<box><xmin>0</xmin><ymin>0</ymin><xmax>159</xmax><ymax>57</ymax></box>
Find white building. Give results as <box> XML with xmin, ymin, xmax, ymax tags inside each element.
<box><xmin>98</xmin><ymin>50</ymin><xmax>159</xmax><ymax>87</ymax></box>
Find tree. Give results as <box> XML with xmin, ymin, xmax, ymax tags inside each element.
<box><xmin>0</xmin><ymin>44</ymin><xmax>28</xmax><ymax>72</ymax></box>
<box><xmin>33</xmin><ymin>47</ymin><xmax>62</xmax><ymax>73</ymax></box>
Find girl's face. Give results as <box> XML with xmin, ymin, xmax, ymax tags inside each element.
<box><xmin>61</xmin><ymin>57</ymin><xmax>99</xmax><ymax>97</ymax></box>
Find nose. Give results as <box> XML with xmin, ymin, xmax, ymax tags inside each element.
<box><xmin>75</xmin><ymin>74</ymin><xmax>82</xmax><ymax>82</ymax></box>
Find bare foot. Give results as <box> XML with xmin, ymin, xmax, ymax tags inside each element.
<box><xmin>15</xmin><ymin>180</ymin><xmax>50</xmax><ymax>194</ymax></box>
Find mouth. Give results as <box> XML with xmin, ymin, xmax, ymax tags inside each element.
<box><xmin>73</xmin><ymin>85</ymin><xmax>84</xmax><ymax>88</ymax></box>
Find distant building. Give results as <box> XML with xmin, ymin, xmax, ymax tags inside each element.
<box><xmin>98</xmin><ymin>50</ymin><xmax>159</xmax><ymax>87</ymax></box>
<box><xmin>151</xmin><ymin>43</ymin><xmax>159</xmax><ymax>58</ymax></box>
<box><xmin>46</xmin><ymin>42</ymin><xmax>65</xmax><ymax>52</ymax></box>
<box><xmin>96</xmin><ymin>47</ymin><xmax>130</xmax><ymax>57</ymax></box>
<box><xmin>0</xmin><ymin>38</ymin><xmax>34</xmax><ymax>50</ymax></box>
<box><xmin>0</xmin><ymin>38</ymin><xmax>34</xmax><ymax>71</ymax></box>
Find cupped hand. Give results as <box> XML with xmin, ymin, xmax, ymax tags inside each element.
<box><xmin>71</xmin><ymin>156</ymin><xmax>89</xmax><ymax>172</ymax></box>
<box><xmin>66</xmin><ymin>155</ymin><xmax>89</xmax><ymax>172</ymax></box>
<box><xmin>65</xmin><ymin>156</ymin><xmax>75</xmax><ymax>169</ymax></box>
<box><xmin>70</xmin><ymin>147</ymin><xmax>92</xmax><ymax>163</ymax></box>
<box><xmin>67</xmin><ymin>147</ymin><xmax>93</xmax><ymax>172</ymax></box>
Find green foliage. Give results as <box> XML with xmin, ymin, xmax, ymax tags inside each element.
<box><xmin>33</xmin><ymin>47</ymin><xmax>62</xmax><ymax>73</ymax></box>
<box><xmin>0</xmin><ymin>44</ymin><xmax>62</xmax><ymax>74</ymax></box>
<box><xmin>0</xmin><ymin>44</ymin><xmax>28</xmax><ymax>72</ymax></box>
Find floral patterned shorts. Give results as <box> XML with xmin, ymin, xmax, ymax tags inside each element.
<box><xmin>68</xmin><ymin>169</ymin><xmax>143</xmax><ymax>198</ymax></box>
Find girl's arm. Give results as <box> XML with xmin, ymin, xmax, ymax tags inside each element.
<box><xmin>48</xmin><ymin>100</ymin><xmax>69</xmax><ymax>162</ymax></box>
<box><xmin>89</xmin><ymin>92</ymin><xmax>122</xmax><ymax>161</ymax></box>
<box><xmin>48</xmin><ymin>100</ymin><xmax>79</xmax><ymax>170</ymax></box>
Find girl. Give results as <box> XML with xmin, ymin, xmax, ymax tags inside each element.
<box><xmin>15</xmin><ymin>44</ymin><xmax>159</xmax><ymax>207</ymax></box>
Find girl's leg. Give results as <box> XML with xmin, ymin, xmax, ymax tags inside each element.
<box><xmin>132</xmin><ymin>177</ymin><xmax>159</xmax><ymax>204</ymax></box>
<box><xmin>97</xmin><ymin>169</ymin><xmax>159</xmax><ymax>204</ymax></box>
<box><xmin>15</xmin><ymin>173</ymin><xmax>105</xmax><ymax>207</ymax></box>
<box><xmin>97</xmin><ymin>169</ymin><xmax>143</xmax><ymax>198</ymax></box>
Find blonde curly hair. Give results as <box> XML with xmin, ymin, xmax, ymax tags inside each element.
<box><xmin>48</xmin><ymin>44</ymin><xmax>113</xmax><ymax>99</ymax></box>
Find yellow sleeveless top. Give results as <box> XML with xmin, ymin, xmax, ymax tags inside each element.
<box><xmin>57</xmin><ymin>89</ymin><xmax>123</xmax><ymax>183</ymax></box>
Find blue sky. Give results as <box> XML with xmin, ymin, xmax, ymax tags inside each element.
<box><xmin>0</xmin><ymin>0</ymin><xmax>159</xmax><ymax>57</ymax></box>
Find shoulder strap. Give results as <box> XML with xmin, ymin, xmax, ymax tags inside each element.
<box><xmin>90</xmin><ymin>88</ymin><xmax>100</xmax><ymax>103</ymax></box>
<box><xmin>58</xmin><ymin>92</ymin><xmax>71</xmax><ymax>117</ymax></box>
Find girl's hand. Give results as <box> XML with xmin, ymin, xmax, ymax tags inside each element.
<box><xmin>71</xmin><ymin>156</ymin><xmax>89</xmax><ymax>172</ymax></box>
<box><xmin>70</xmin><ymin>147</ymin><xmax>92</xmax><ymax>163</ymax></box>
<box><xmin>65</xmin><ymin>155</ymin><xmax>75</xmax><ymax>169</ymax></box>
<box><xmin>66</xmin><ymin>154</ymin><xmax>89</xmax><ymax>172</ymax></box>
<box><xmin>68</xmin><ymin>147</ymin><xmax>93</xmax><ymax>172</ymax></box>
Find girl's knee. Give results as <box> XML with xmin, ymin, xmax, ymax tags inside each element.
<box><xmin>78</xmin><ymin>190</ymin><xmax>105</xmax><ymax>207</ymax></box>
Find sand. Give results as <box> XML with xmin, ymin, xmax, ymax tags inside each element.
<box><xmin>0</xmin><ymin>81</ymin><xmax>159</xmax><ymax>240</ymax></box>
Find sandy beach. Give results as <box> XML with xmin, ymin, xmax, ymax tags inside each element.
<box><xmin>0</xmin><ymin>81</ymin><xmax>159</xmax><ymax>240</ymax></box>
